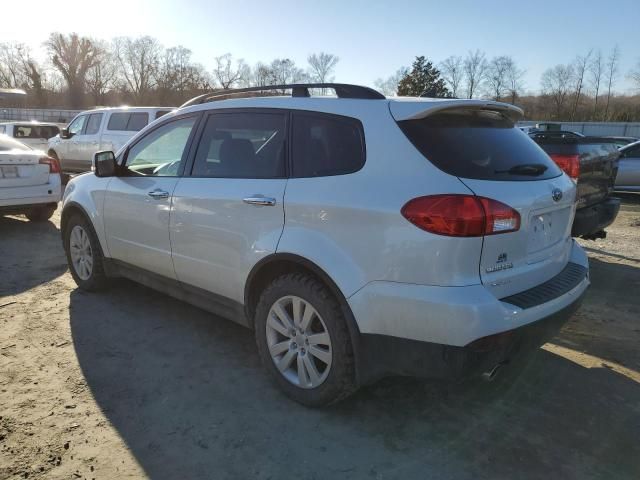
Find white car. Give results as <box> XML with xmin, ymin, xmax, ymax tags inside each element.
<box><xmin>60</xmin><ymin>84</ymin><xmax>590</xmax><ymax>406</ymax></box>
<box><xmin>0</xmin><ymin>121</ymin><xmax>61</xmax><ymax>150</ymax></box>
<box><xmin>47</xmin><ymin>106</ymin><xmax>174</xmax><ymax>173</ymax></box>
<box><xmin>0</xmin><ymin>134</ymin><xmax>62</xmax><ymax>221</ymax></box>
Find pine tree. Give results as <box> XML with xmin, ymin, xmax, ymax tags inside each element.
<box><xmin>397</xmin><ymin>56</ymin><xmax>451</xmax><ymax>98</ymax></box>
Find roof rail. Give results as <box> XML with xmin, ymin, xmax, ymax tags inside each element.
<box><xmin>180</xmin><ymin>83</ymin><xmax>385</xmax><ymax>108</ymax></box>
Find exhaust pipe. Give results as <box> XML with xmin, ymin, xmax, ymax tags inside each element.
<box><xmin>481</xmin><ymin>362</ymin><xmax>505</xmax><ymax>382</ymax></box>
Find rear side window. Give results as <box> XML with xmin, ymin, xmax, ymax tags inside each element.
<box><xmin>399</xmin><ymin>110</ymin><xmax>563</xmax><ymax>181</ymax></box>
<box><xmin>155</xmin><ymin>110</ymin><xmax>171</xmax><ymax>120</ymax></box>
<box><xmin>12</xmin><ymin>125</ymin><xmax>60</xmax><ymax>139</ymax></box>
<box><xmin>292</xmin><ymin>112</ymin><xmax>365</xmax><ymax>177</ymax></box>
<box><xmin>192</xmin><ymin>112</ymin><xmax>286</xmax><ymax>178</ymax></box>
<box><xmin>107</xmin><ymin>112</ymin><xmax>149</xmax><ymax>131</ymax></box>
<box><xmin>85</xmin><ymin>114</ymin><xmax>103</xmax><ymax>135</ymax></box>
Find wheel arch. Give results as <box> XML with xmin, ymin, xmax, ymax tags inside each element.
<box><xmin>244</xmin><ymin>253</ymin><xmax>364</xmax><ymax>383</ymax></box>
<box><xmin>61</xmin><ymin>202</ymin><xmax>108</xmax><ymax>259</ymax></box>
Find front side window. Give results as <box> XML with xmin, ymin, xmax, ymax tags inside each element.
<box><xmin>192</xmin><ymin>112</ymin><xmax>286</xmax><ymax>178</ymax></box>
<box><xmin>125</xmin><ymin>116</ymin><xmax>197</xmax><ymax>177</ymax></box>
<box><xmin>68</xmin><ymin>115</ymin><xmax>87</xmax><ymax>136</ymax></box>
<box><xmin>85</xmin><ymin>114</ymin><xmax>103</xmax><ymax>135</ymax></box>
<box><xmin>291</xmin><ymin>112</ymin><xmax>365</xmax><ymax>177</ymax></box>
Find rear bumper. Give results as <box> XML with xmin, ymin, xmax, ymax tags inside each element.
<box><xmin>572</xmin><ymin>197</ymin><xmax>620</xmax><ymax>238</ymax></box>
<box><xmin>356</xmin><ymin>295</ymin><xmax>583</xmax><ymax>384</ymax></box>
<box><xmin>349</xmin><ymin>240</ymin><xmax>589</xmax><ymax>384</ymax></box>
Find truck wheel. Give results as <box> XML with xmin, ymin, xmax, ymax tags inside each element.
<box><xmin>63</xmin><ymin>214</ymin><xmax>110</xmax><ymax>291</ymax></box>
<box><xmin>25</xmin><ymin>206</ymin><xmax>56</xmax><ymax>222</ymax></box>
<box><xmin>254</xmin><ymin>273</ymin><xmax>357</xmax><ymax>407</ymax></box>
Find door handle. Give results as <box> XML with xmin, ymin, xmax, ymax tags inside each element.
<box><xmin>148</xmin><ymin>189</ymin><xmax>170</xmax><ymax>199</ymax></box>
<box><xmin>243</xmin><ymin>195</ymin><xmax>276</xmax><ymax>206</ymax></box>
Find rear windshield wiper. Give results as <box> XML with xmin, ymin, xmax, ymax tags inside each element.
<box><xmin>495</xmin><ymin>163</ymin><xmax>548</xmax><ymax>176</ymax></box>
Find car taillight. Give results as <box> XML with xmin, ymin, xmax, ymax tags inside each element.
<box><xmin>401</xmin><ymin>194</ymin><xmax>520</xmax><ymax>237</ymax></box>
<box><xmin>39</xmin><ymin>156</ymin><xmax>61</xmax><ymax>174</ymax></box>
<box><xmin>549</xmin><ymin>154</ymin><xmax>580</xmax><ymax>180</ymax></box>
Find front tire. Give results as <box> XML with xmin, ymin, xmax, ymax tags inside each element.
<box><xmin>63</xmin><ymin>214</ymin><xmax>110</xmax><ymax>291</ymax></box>
<box><xmin>255</xmin><ymin>273</ymin><xmax>356</xmax><ymax>407</ymax></box>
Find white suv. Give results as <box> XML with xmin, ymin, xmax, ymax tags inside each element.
<box><xmin>60</xmin><ymin>84</ymin><xmax>590</xmax><ymax>406</ymax></box>
<box><xmin>48</xmin><ymin>106</ymin><xmax>173</xmax><ymax>173</ymax></box>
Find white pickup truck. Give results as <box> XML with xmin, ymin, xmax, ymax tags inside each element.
<box><xmin>47</xmin><ymin>106</ymin><xmax>173</xmax><ymax>172</ymax></box>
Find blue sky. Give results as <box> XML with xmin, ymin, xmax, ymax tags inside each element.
<box><xmin>2</xmin><ymin>0</ymin><xmax>638</xmax><ymax>93</ymax></box>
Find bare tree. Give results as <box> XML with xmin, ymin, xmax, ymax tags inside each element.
<box><xmin>588</xmin><ymin>50</ymin><xmax>604</xmax><ymax>118</ymax></box>
<box><xmin>485</xmin><ymin>56</ymin><xmax>511</xmax><ymax>100</ymax></box>
<box><xmin>86</xmin><ymin>41</ymin><xmax>118</xmax><ymax>105</ymax></box>
<box><xmin>541</xmin><ymin>64</ymin><xmax>574</xmax><ymax>118</ymax></box>
<box><xmin>114</xmin><ymin>36</ymin><xmax>161</xmax><ymax>103</ymax></box>
<box><xmin>569</xmin><ymin>50</ymin><xmax>592</xmax><ymax>120</ymax></box>
<box><xmin>505</xmin><ymin>57</ymin><xmax>525</xmax><ymax>104</ymax></box>
<box><xmin>439</xmin><ymin>56</ymin><xmax>464</xmax><ymax>98</ymax></box>
<box><xmin>270</xmin><ymin>58</ymin><xmax>307</xmax><ymax>86</ymax></box>
<box><xmin>463</xmin><ymin>50</ymin><xmax>487</xmax><ymax>99</ymax></box>
<box><xmin>307</xmin><ymin>52</ymin><xmax>339</xmax><ymax>83</ymax></box>
<box><xmin>374</xmin><ymin>67</ymin><xmax>408</xmax><ymax>96</ymax></box>
<box><xmin>604</xmin><ymin>45</ymin><xmax>620</xmax><ymax>120</ymax></box>
<box><xmin>628</xmin><ymin>58</ymin><xmax>640</xmax><ymax>91</ymax></box>
<box><xmin>251</xmin><ymin>62</ymin><xmax>276</xmax><ymax>87</ymax></box>
<box><xmin>0</xmin><ymin>43</ymin><xmax>29</xmax><ymax>88</ymax></box>
<box><xmin>213</xmin><ymin>53</ymin><xmax>249</xmax><ymax>89</ymax></box>
<box><xmin>45</xmin><ymin>33</ymin><xmax>101</xmax><ymax>108</ymax></box>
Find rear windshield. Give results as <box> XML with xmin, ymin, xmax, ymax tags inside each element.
<box><xmin>398</xmin><ymin>110</ymin><xmax>563</xmax><ymax>181</ymax></box>
<box><xmin>0</xmin><ymin>134</ymin><xmax>31</xmax><ymax>151</ymax></box>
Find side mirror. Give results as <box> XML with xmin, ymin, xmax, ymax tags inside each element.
<box><xmin>93</xmin><ymin>151</ymin><xmax>117</xmax><ymax>177</ymax></box>
<box><xmin>60</xmin><ymin>127</ymin><xmax>72</xmax><ymax>139</ymax></box>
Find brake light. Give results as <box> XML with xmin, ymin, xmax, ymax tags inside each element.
<box><xmin>549</xmin><ymin>154</ymin><xmax>580</xmax><ymax>180</ymax></box>
<box><xmin>39</xmin><ymin>156</ymin><xmax>61</xmax><ymax>174</ymax></box>
<box><xmin>401</xmin><ymin>194</ymin><xmax>520</xmax><ymax>237</ymax></box>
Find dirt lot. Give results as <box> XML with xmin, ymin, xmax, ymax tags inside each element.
<box><xmin>1</xmin><ymin>195</ymin><xmax>640</xmax><ymax>480</ymax></box>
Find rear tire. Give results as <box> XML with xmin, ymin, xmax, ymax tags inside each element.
<box><xmin>25</xmin><ymin>206</ymin><xmax>56</xmax><ymax>222</ymax></box>
<box><xmin>63</xmin><ymin>213</ymin><xmax>110</xmax><ymax>291</ymax></box>
<box><xmin>254</xmin><ymin>273</ymin><xmax>357</xmax><ymax>407</ymax></box>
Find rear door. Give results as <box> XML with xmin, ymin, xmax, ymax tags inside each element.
<box><xmin>171</xmin><ymin>109</ymin><xmax>288</xmax><ymax>303</ymax></box>
<box><xmin>396</xmin><ymin>107</ymin><xmax>575</xmax><ymax>299</ymax></box>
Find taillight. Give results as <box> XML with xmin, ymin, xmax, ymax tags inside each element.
<box><xmin>401</xmin><ymin>194</ymin><xmax>520</xmax><ymax>237</ymax></box>
<box><xmin>39</xmin><ymin>156</ymin><xmax>61</xmax><ymax>174</ymax></box>
<box><xmin>549</xmin><ymin>154</ymin><xmax>580</xmax><ymax>180</ymax></box>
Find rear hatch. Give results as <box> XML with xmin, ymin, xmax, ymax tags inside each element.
<box><xmin>0</xmin><ymin>151</ymin><xmax>51</xmax><ymax>188</ymax></box>
<box><xmin>393</xmin><ymin>101</ymin><xmax>576</xmax><ymax>299</ymax></box>
<box><xmin>532</xmin><ymin>137</ymin><xmax>619</xmax><ymax>209</ymax></box>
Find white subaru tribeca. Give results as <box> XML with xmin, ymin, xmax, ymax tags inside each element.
<box><xmin>60</xmin><ymin>84</ymin><xmax>590</xmax><ymax>406</ymax></box>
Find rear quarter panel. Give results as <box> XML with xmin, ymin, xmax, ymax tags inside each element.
<box><xmin>278</xmin><ymin>103</ymin><xmax>484</xmax><ymax>299</ymax></box>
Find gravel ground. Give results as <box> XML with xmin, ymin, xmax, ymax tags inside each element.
<box><xmin>1</xmin><ymin>194</ymin><xmax>639</xmax><ymax>480</ymax></box>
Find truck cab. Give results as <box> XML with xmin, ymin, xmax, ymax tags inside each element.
<box><xmin>47</xmin><ymin>107</ymin><xmax>173</xmax><ymax>173</ymax></box>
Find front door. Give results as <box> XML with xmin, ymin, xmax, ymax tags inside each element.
<box><xmin>617</xmin><ymin>144</ymin><xmax>640</xmax><ymax>188</ymax></box>
<box><xmin>103</xmin><ymin>114</ymin><xmax>200</xmax><ymax>279</ymax></box>
<box><xmin>60</xmin><ymin>114</ymin><xmax>87</xmax><ymax>171</ymax></box>
<box><xmin>171</xmin><ymin>110</ymin><xmax>288</xmax><ymax>303</ymax></box>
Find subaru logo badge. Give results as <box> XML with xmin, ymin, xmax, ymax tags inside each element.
<box><xmin>552</xmin><ymin>188</ymin><xmax>563</xmax><ymax>202</ymax></box>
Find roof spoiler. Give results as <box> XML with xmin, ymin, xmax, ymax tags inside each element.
<box><xmin>389</xmin><ymin>99</ymin><xmax>524</xmax><ymax>123</ymax></box>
